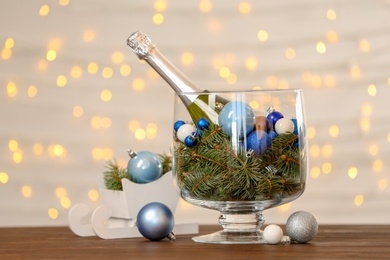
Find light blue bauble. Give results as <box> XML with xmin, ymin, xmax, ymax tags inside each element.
<box><xmin>246</xmin><ymin>130</ymin><xmax>271</xmax><ymax>155</ymax></box>
<box><xmin>218</xmin><ymin>101</ymin><xmax>255</xmax><ymax>138</ymax></box>
<box><xmin>127</xmin><ymin>151</ymin><xmax>162</xmax><ymax>184</ymax></box>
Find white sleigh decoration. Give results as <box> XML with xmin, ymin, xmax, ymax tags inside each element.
<box><xmin>68</xmin><ymin>171</ymin><xmax>199</xmax><ymax>239</ymax></box>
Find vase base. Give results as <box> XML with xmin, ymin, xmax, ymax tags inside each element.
<box><xmin>192</xmin><ymin>230</ymin><xmax>291</xmax><ymax>244</ymax></box>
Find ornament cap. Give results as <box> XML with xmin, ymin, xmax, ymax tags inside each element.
<box><xmin>267</xmin><ymin>106</ymin><xmax>275</xmax><ymax>114</ymax></box>
<box><xmin>127</xmin><ymin>149</ymin><xmax>137</xmax><ymax>158</ymax></box>
<box><xmin>167</xmin><ymin>232</ymin><xmax>176</xmax><ymax>241</ymax></box>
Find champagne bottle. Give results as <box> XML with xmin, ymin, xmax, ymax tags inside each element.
<box><xmin>126</xmin><ymin>31</ymin><xmax>226</xmax><ymax>124</ymax></box>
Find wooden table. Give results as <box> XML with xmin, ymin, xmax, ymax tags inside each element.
<box><xmin>1</xmin><ymin>225</ymin><xmax>390</xmax><ymax>259</ymax></box>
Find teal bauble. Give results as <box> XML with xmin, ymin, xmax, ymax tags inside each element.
<box><xmin>127</xmin><ymin>150</ymin><xmax>162</xmax><ymax>184</ymax></box>
<box><xmin>218</xmin><ymin>101</ymin><xmax>255</xmax><ymax>138</ymax></box>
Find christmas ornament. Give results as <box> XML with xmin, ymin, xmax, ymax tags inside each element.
<box><xmin>268</xmin><ymin>130</ymin><xmax>278</xmax><ymax>139</ymax></box>
<box><xmin>246</xmin><ymin>130</ymin><xmax>271</xmax><ymax>156</ymax></box>
<box><xmin>184</xmin><ymin>133</ymin><xmax>198</xmax><ymax>147</ymax></box>
<box><xmin>137</xmin><ymin>202</ymin><xmax>175</xmax><ymax>241</ymax></box>
<box><xmin>275</xmin><ymin>118</ymin><xmax>295</xmax><ymax>134</ymax></box>
<box><xmin>176</xmin><ymin>123</ymin><xmax>196</xmax><ymax>142</ymax></box>
<box><xmin>197</xmin><ymin>117</ymin><xmax>210</xmax><ymax>130</ymax></box>
<box><xmin>267</xmin><ymin>111</ymin><xmax>284</xmax><ymax>128</ymax></box>
<box><xmin>173</xmin><ymin>120</ymin><xmax>185</xmax><ymax>132</ymax></box>
<box><xmin>218</xmin><ymin>101</ymin><xmax>255</xmax><ymax>138</ymax></box>
<box><xmin>255</xmin><ymin>116</ymin><xmax>270</xmax><ymax>132</ymax></box>
<box><xmin>291</xmin><ymin>118</ymin><xmax>298</xmax><ymax>135</ymax></box>
<box><xmin>286</xmin><ymin>211</ymin><xmax>318</xmax><ymax>243</ymax></box>
<box><xmin>127</xmin><ymin>149</ymin><xmax>163</xmax><ymax>184</ymax></box>
<box><xmin>263</xmin><ymin>224</ymin><xmax>283</xmax><ymax>244</ymax></box>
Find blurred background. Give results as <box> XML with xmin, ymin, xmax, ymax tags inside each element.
<box><xmin>1</xmin><ymin>0</ymin><xmax>390</xmax><ymax>227</ymax></box>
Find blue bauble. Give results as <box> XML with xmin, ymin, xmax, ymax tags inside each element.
<box><xmin>246</xmin><ymin>130</ymin><xmax>271</xmax><ymax>155</ymax></box>
<box><xmin>268</xmin><ymin>130</ymin><xmax>278</xmax><ymax>139</ymax></box>
<box><xmin>218</xmin><ymin>101</ymin><xmax>255</xmax><ymax>138</ymax></box>
<box><xmin>184</xmin><ymin>134</ymin><xmax>197</xmax><ymax>147</ymax></box>
<box><xmin>267</xmin><ymin>111</ymin><xmax>284</xmax><ymax>129</ymax></box>
<box><xmin>137</xmin><ymin>202</ymin><xmax>175</xmax><ymax>241</ymax></box>
<box><xmin>173</xmin><ymin>120</ymin><xmax>185</xmax><ymax>132</ymax></box>
<box><xmin>291</xmin><ymin>118</ymin><xmax>298</xmax><ymax>135</ymax></box>
<box><xmin>197</xmin><ymin>117</ymin><xmax>210</xmax><ymax>130</ymax></box>
<box><xmin>127</xmin><ymin>151</ymin><xmax>162</xmax><ymax>184</ymax></box>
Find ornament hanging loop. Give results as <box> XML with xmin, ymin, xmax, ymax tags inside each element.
<box><xmin>127</xmin><ymin>149</ymin><xmax>137</xmax><ymax>158</ymax></box>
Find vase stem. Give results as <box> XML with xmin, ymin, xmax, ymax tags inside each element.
<box><xmin>219</xmin><ymin>212</ymin><xmax>265</xmax><ymax>232</ymax></box>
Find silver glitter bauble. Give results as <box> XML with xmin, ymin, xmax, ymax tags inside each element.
<box><xmin>286</xmin><ymin>211</ymin><xmax>318</xmax><ymax>243</ymax></box>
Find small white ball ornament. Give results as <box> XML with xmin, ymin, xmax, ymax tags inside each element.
<box><xmin>286</xmin><ymin>211</ymin><xmax>318</xmax><ymax>243</ymax></box>
<box><xmin>275</xmin><ymin>118</ymin><xmax>295</xmax><ymax>134</ymax></box>
<box><xmin>263</xmin><ymin>224</ymin><xmax>284</xmax><ymax>244</ymax></box>
<box><xmin>176</xmin><ymin>124</ymin><xmax>196</xmax><ymax>142</ymax></box>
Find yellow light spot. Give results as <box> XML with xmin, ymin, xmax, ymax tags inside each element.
<box><xmin>55</xmin><ymin>187</ymin><xmax>67</xmax><ymax>198</ymax></box>
<box><xmin>22</xmin><ymin>185</ymin><xmax>32</xmax><ymax>198</ymax></box>
<box><xmin>326</xmin><ymin>30</ymin><xmax>338</xmax><ymax>43</ymax></box>
<box><xmin>90</xmin><ymin>116</ymin><xmax>101</xmax><ymax>129</ymax></box>
<box><xmin>285</xmin><ymin>48</ymin><xmax>296</xmax><ymax>60</ymax></box>
<box><xmin>368</xmin><ymin>144</ymin><xmax>378</xmax><ymax>156</ymax></box>
<box><xmin>350</xmin><ymin>65</ymin><xmax>361</xmax><ymax>79</ymax></box>
<box><xmin>219</xmin><ymin>66</ymin><xmax>230</xmax><ymax>78</ymax></box>
<box><xmin>1</xmin><ymin>47</ymin><xmax>12</xmax><ymax>60</ymax></box>
<box><xmin>360</xmin><ymin>118</ymin><xmax>370</xmax><ymax>132</ymax></box>
<box><xmin>87</xmin><ymin>62</ymin><xmax>98</xmax><ymax>74</ymax></box>
<box><xmin>100</xmin><ymin>89</ymin><xmax>112</xmax><ymax>102</ymax></box>
<box><xmin>307</xmin><ymin>127</ymin><xmax>316</xmax><ymax>139</ymax></box>
<box><xmin>359</xmin><ymin>39</ymin><xmax>370</xmax><ymax>53</ymax></box>
<box><xmin>38</xmin><ymin>59</ymin><xmax>48</xmax><ymax>71</ymax></box>
<box><xmin>101</xmin><ymin>117</ymin><xmax>112</xmax><ymax>129</ymax></box>
<box><xmin>209</xmin><ymin>19</ymin><xmax>222</xmax><ymax>31</ymax></box>
<box><xmin>378</xmin><ymin>179</ymin><xmax>388</xmax><ymax>190</ymax></box>
<box><xmin>88</xmin><ymin>189</ymin><xmax>100</xmax><ymax>201</ymax></box>
<box><xmin>278</xmin><ymin>203</ymin><xmax>291</xmax><ymax>212</ymax></box>
<box><xmin>56</xmin><ymin>75</ymin><xmax>67</xmax><ymax>87</ymax></box>
<box><xmin>238</xmin><ymin>2</ymin><xmax>252</xmax><ymax>14</ymax></box>
<box><xmin>257</xmin><ymin>30</ymin><xmax>269</xmax><ymax>42</ymax></box>
<box><xmin>324</xmin><ymin>75</ymin><xmax>336</xmax><ymax>88</ymax></box>
<box><xmin>111</xmin><ymin>51</ymin><xmax>124</xmax><ymax>64</ymax></box>
<box><xmin>13</xmin><ymin>149</ymin><xmax>23</xmax><ymax>164</ymax></box>
<box><xmin>0</xmin><ymin>172</ymin><xmax>9</xmax><ymax>184</ymax></box>
<box><xmin>199</xmin><ymin>0</ymin><xmax>212</xmax><ymax>12</ymax></box>
<box><xmin>302</xmin><ymin>71</ymin><xmax>312</xmax><ymax>83</ymax></box>
<box><xmin>102</xmin><ymin>67</ymin><xmax>113</xmax><ymax>79</ymax></box>
<box><xmin>70</xmin><ymin>66</ymin><xmax>83</xmax><ymax>79</ymax></box>
<box><xmin>7</xmin><ymin>81</ymin><xmax>17</xmax><ymax>97</ymax></box>
<box><xmin>39</xmin><ymin>4</ymin><xmax>50</xmax><ymax>16</ymax></box>
<box><xmin>329</xmin><ymin>125</ymin><xmax>339</xmax><ymax>137</ymax></box>
<box><xmin>387</xmin><ymin>133</ymin><xmax>390</xmax><ymax>143</ymax></box>
<box><xmin>9</xmin><ymin>139</ymin><xmax>18</xmax><ymax>151</ymax></box>
<box><xmin>47</xmin><ymin>38</ymin><xmax>62</xmax><ymax>51</ymax></box>
<box><xmin>60</xmin><ymin>197</ymin><xmax>71</xmax><ymax>209</ymax></box>
<box><xmin>83</xmin><ymin>30</ymin><xmax>95</xmax><ymax>43</ymax></box>
<box><xmin>5</xmin><ymin>38</ymin><xmax>15</xmax><ymax>49</ymax></box>
<box><xmin>120</xmin><ymin>64</ymin><xmax>131</xmax><ymax>76</ymax></box>
<box><xmin>53</xmin><ymin>144</ymin><xmax>66</xmax><ymax>158</ymax></box>
<box><xmin>59</xmin><ymin>0</ymin><xmax>70</xmax><ymax>6</ymax></box>
<box><xmin>48</xmin><ymin>208</ymin><xmax>59</xmax><ymax>220</ymax></box>
<box><xmin>354</xmin><ymin>195</ymin><xmax>364</xmax><ymax>207</ymax></box>
<box><xmin>348</xmin><ymin>167</ymin><xmax>358</xmax><ymax>179</ymax></box>
<box><xmin>309</xmin><ymin>144</ymin><xmax>320</xmax><ymax>158</ymax></box>
<box><xmin>310</xmin><ymin>74</ymin><xmax>322</xmax><ymax>87</ymax></box>
<box><xmin>154</xmin><ymin>0</ymin><xmax>167</xmax><ymax>12</ymax></box>
<box><xmin>249</xmin><ymin>100</ymin><xmax>259</xmax><ymax>109</ymax></box>
<box><xmin>244</xmin><ymin>57</ymin><xmax>258</xmax><ymax>71</ymax></box>
<box><xmin>278</xmin><ymin>79</ymin><xmax>289</xmax><ymax>89</ymax></box>
<box><xmin>316</xmin><ymin>41</ymin><xmax>326</xmax><ymax>54</ymax></box>
<box><xmin>92</xmin><ymin>148</ymin><xmax>113</xmax><ymax>160</ymax></box>
<box><xmin>128</xmin><ymin>120</ymin><xmax>141</xmax><ymax>132</ymax></box>
<box><xmin>367</xmin><ymin>84</ymin><xmax>376</xmax><ymax>96</ymax></box>
<box><xmin>135</xmin><ymin>129</ymin><xmax>146</xmax><ymax>140</ymax></box>
<box><xmin>326</xmin><ymin>9</ymin><xmax>337</xmax><ymax>20</ymax></box>
<box><xmin>226</xmin><ymin>73</ymin><xmax>237</xmax><ymax>85</ymax></box>
<box><xmin>46</xmin><ymin>49</ymin><xmax>57</xmax><ymax>61</ymax></box>
<box><xmin>373</xmin><ymin>159</ymin><xmax>383</xmax><ymax>172</ymax></box>
<box><xmin>73</xmin><ymin>106</ymin><xmax>84</xmax><ymax>118</ymax></box>
<box><xmin>132</xmin><ymin>77</ymin><xmax>145</xmax><ymax>92</ymax></box>
<box><xmin>153</xmin><ymin>13</ymin><xmax>164</xmax><ymax>25</ymax></box>
<box><xmin>322</xmin><ymin>162</ymin><xmax>332</xmax><ymax>174</ymax></box>
<box><xmin>267</xmin><ymin>75</ymin><xmax>278</xmax><ymax>87</ymax></box>
<box><xmin>322</xmin><ymin>144</ymin><xmax>333</xmax><ymax>158</ymax></box>
<box><xmin>27</xmin><ymin>85</ymin><xmax>38</xmax><ymax>97</ymax></box>
<box><xmin>310</xmin><ymin>167</ymin><xmax>321</xmax><ymax>179</ymax></box>
<box><xmin>388</xmin><ymin>77</ymin><xmax>390</xmax><ymax>86</ymax></box>
<box><xmin>252</xmin><ymin>85</ymin><xmax>262</xmax><ymax>90</ymax></box>
<box><xmin>33</xmin><ymin>143</ymin><xmax>43</xmax><ymax>155</ymax></box>
<box><xmin>361</xmin><ymin>104</ymin><xmax>372</xmax><ymax>117</ymax></box>
<box><xmin>146</xmin><ymin>123</ymin><xmax>158</xmax><ymax>139</ymax></box>
<box><xmin>148</xmin><ymin>68</ymin><xmax>159</xmax><ymax>79</ymax></box>
<box><xmin>181</xmin><ymin>52</ymin><xmax>194</xmax><ymax>65</ymax></box>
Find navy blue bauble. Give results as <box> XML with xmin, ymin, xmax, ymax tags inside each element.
<box><xmin>197</xmin><ymin>118</ymin><xmax>210</xmax><ymax>130</ymax></box>
<box><xmin>268</xmin><ymin>130</ymin><xmax>278</xmax><ymax>140</ymax></box>
<box><xmin>127</xmin><ymin>151</ymin><xmax>162</xmax><ymax>184</ymax></box>
<box><xmin>137</xmin><ymin>202</ymin><xmax>175</xmax><ymax>241</ymax></box>
<box><xmin>184</xmin><ymin>134</ymin><xmax>197</xmax><ymax>147</ymax></box>
<box><xmin>267</xmin><ymin>111</ymin><xmax>284</xmax><ymax>128</ymax></box>
<box><xmin>246</xmin><ymin>130</ymin><xmax>271</xmax><ymax>155</ymax></box>
<box><xmin>218</xmin><ymin>101</ymin><xmax>255</xmax><ymax>138</ymax></box>
<box><xmin>173</xmin><ymin>120</ymin><xmax>185</xmax><ymax>132</ymax></box>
